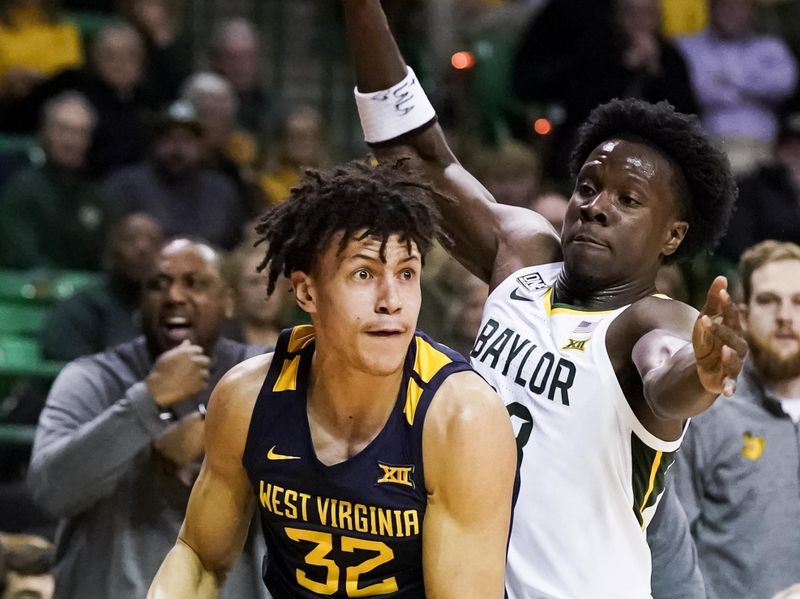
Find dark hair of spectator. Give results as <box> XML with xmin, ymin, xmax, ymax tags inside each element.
<box><xmin>569</xmin><ymin>98</ymin><xmax>738</xmax><ymax>263</ymax></box>
<box><xmin>254</xmin><ymin>161</ymin><xmax>450</xmax><ymax>294</ymax></box>
<box><xmin>739</xmin><ymin>240</ymin><xmax>800</xmax><ymax>303</ymax></box>
<box><xmin>1</xmin><ymin>539</ymin><xmax>54</xmax><ymax>576</ymax></box>
<box><xmin>0</xmin><ymin>0</ymin><xmax>60</xmax><ymax>26</ymax></box>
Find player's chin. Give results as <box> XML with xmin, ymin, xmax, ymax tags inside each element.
<box><xmin>359</xmin><ymin>334</ymin><xmax>409</xmax><ymax>375</ymax></box>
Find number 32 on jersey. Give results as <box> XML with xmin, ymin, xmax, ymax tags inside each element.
<box><xmin>285</xmin><ymin>527</ymin><xmax>398</xmax><ymax>597</ymax></box>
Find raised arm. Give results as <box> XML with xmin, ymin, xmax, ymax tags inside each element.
<box><xmin>148</xmin><ymin>355</ymin><xmax>269</xmax><ymax>598</ymax></box>
<box><xmin>341</xmin><ymin>0</ymin><xmax>560</xmax><ymax>286</ymax></box>
<box><xmin>621</xmin><ymin>276</ymin><xmax>747</xmax><ymax>439</ymax></box>
<box><xmin>422</xmin><ymin>372</ymin><xmax>517</xmax><ymax>598</ymax></box>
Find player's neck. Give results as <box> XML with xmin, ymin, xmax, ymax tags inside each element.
<box><xmin>308</xmin><ymin>349</ymin><xmax>404</xmax><ymax>440</ymax></box>
<box><xmin>765</xmin><ymin>376</ymin><xmax>800</xmax><ymax>400</ymax></box>
<box><xmin>555</xmin><ymin>272</ymin><xmax>657</xmax><ymax>310</ymax></box>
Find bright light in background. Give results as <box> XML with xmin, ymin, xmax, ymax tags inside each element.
<box><xmin>534</xmin><ymin>118</ymin><xmax>553</xmax><ymax>135</ymax></box>
<box><xmin>451</xmin><ymin>51</ymin><xmax>476</xmax><ymax>70</ymax></box>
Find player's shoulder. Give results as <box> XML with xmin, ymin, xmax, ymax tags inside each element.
<box><xmin>211</xmin><ymin>352</ymin><xmax>275</xmax><ymax>415</ymax></box>
<box><xmin>619</xmin><ymin>293</ymin><xmax>699</xmax><ymax>339</ymax></box>
<box><xmin>428</xmin><ymin>370</ymin><xmax>507</xmax><ymax>432</ymax></box>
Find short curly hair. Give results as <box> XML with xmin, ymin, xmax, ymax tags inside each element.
<box><xmin>569</xmin><ymin>99</ymin><xmax>737</xmax><ymax>263</ymax></box>
<box><xmin>254</xmin><ymin>160</ymin><xmax>450</xmax><ymax>294</ymax></box>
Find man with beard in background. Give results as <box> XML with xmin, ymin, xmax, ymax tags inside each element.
<box><xmin>674</xmin><ymin>240</ymin><xmax>800</xmax><ymax>599</ymax></box>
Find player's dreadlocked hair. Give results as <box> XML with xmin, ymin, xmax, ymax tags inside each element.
<box><xmin>569</xmin><ymin>99</ymin><xmax>738</xmax><ymax>263</ymax></box>
<box><xmin>254</xmin><ymin>160</ymin><xmax>450</xmax><ymax>294</ymax></box>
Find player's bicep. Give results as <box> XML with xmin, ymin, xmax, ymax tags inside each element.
<box><xmin>178</xmin><ymin>379</ymin><xmax>255</xmax><ymax>579</ymax></box>
<box><xmin>422</xmin><ymin>373</ymin><xmax>516</xmax><ymax>599</ymax></box>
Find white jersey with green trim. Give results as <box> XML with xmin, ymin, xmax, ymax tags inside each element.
<box><xmin>470</xmin><ymin>263</ymin><xmax>684</xmax><ymax>599</ymax></box>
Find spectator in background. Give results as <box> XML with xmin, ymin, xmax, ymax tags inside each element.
<box><xmin>442</xmin><ymin>274</ymin><xmax>488</xmax><ymax>358</ymax></box>
<box><xmin>120</xmin><ymin>0</ymin><xmax>193</xmax><ymax>108</ymax></box>
<box><xmin>259</xmin><ymin>105</ymin><xmax>325</xmax><ymax>205</ymax></box>
<box><xmin>104</xmin><ymin>100</ymin><xmax>246</xmax><ymax>249</ymax></box>
<box><xmin>223</xmin><ymin>243</ymin><xmax>292</xmax><ymax>348</ymax></box>
<box><xmin>180</xmin><ymin>72</ymin><xmax>262</xmax><ymax>215</ymax></box>
<box><xmin>210</xmin><ymin>17</ymin><xmax>276</xmax><ymax>139</ymax></box>
<box><xmin>40</xmin><ymin>213</ymin><xmax>164</xmax><ymax>362</ymax></box>
<box><xmin>513</xmin><ymin>0</ymin><xmax>697</xmax><ymax>178</ymax></box>
<box><xmin>0</xmin><ymin>533</ymin><xmax>54</xmax><ymax>599</ymax></box>
<box><xmin>0</xmin><ymin>0</ymin><xmax>82</xmax><ymax>122</ymax></box>
<box><xmin>676</xmin><ymin>0</ymin><xmax>798</xmax><ymax>174</ymax></box>
<box><xmin>27</xmin><ymin>238</ymin><xmax>268</xmax><ymax>599</ymax></box>
<box><xmin>469</xmin><ymin>139</ymin><xmax>540</xmax><ymax>208</ymax></box>
<box><xmin>719</xmin><ymin>114</ymin><xmax>800</xmax><ymax>262</ymax></box>
<box><xmin>674</xmin><ymin>240</ymin><xmax>800</xmax><ymax>599</ymax></box>
<box><xmin>0</xmin><ymin>92</ymin><xmax>113</xmax><ymax>270</ymax></box>
<box><xmin>528</xmin><ymin>191</ymin><xmax>569</xmax><ymax>231</ymax></box>
<box><xmin>83</xmin><ymin>23</ymin><xmax>150</xmax><ymax>178</ymax></box>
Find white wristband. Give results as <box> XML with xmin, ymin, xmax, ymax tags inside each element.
<box><xmin>354</xmin><ymin>67</ymin><xmax>437</xmax><ymax>144</ymax></box>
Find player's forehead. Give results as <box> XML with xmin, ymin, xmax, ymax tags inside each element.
<box><xmin>331</xmin><ymin>230</ymin><xmax>421</xmax><ymax>263</ymax></box>
<box><xmin>582</xmin><ymin>138</ymin><xmax>670</xmax><ymax>180</ymax></box>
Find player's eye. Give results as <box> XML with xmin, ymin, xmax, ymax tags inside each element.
<box><xmin>578</xmin><ymin>183</ymin><xmax>595</xmax><ymax>197</ymax></box>
<box><xmin>619</xmin><ymin>195</ymin><xmax>638</xmax><ymax>207</ymax></box>
<box><xmin>400</xmin><ymin>269</ymin><xmax>416</xmax><ymax>281</ymax></box>
<box><xmin>354</xmin><ymin>269</ymin><xmax>371</xmax><ymax>280</ymax></box>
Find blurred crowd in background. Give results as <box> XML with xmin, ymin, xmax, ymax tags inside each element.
<box><xmin>1</xmin><ymin>0</ymin><xmax>800</xmax><ymax>597</ymax></box>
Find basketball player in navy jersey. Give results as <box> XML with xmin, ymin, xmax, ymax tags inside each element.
<box><xmin>148</xmin><ymin>162</ymin><xmax>517</xmax><ymax>598</ymax></box>
<box><xmin>340</xmin><ymin>1</ymin><xmax>747</xmax><ymax>597</ymax></box>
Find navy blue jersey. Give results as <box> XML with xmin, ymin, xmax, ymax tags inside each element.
<box><xmin>243</xmin><ymin>325</ymin><xmax>474</xmax><ymax>599</ymax></box>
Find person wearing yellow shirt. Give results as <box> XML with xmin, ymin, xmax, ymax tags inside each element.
<box><xmin>0</xmin><ymin>0</ymin><xmax>83</xmax><ymax>101</ymax></box>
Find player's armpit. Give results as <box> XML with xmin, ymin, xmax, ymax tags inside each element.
<box><xmin>148</xmin><ymin>355</ymin><xmax>271</xmax><ymax>598</ymax></box>
<box><xmin>421</xmin><ymin>372</ymin><xmax>516</xmax><ymax>599</ymax></box>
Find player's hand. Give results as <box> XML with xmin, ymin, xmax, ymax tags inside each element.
<box><xmin>146</xmin><ymin>340</ymin><xmax>211</xmax><ymax>408</ymax></box>
<box><xmin>692</xmin><ymin>276</ymin><xmax>748</xmax><ymax>397</ymax></box>
<box><xmin>153</xmin><ymin>411</ymin><xmax>205</xmax><ymax>468</ymax></box>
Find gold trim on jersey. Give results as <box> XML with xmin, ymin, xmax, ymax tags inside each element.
<box><xmin>638</xmin><ymin>450</ymin><xmax>663</xmax><ymax>529</ymax></box>
<box><xmin>288</xmin><ymin>325</ymin><xmax>316</xmax><ymax>353</ymax></box>
<box><xmin>274</xmin><ymin>355</ymin><xmax>301</xmax><ymax>392</ymax></box>
<box><xmin>543</xmin><ymin>288</ymin><xmax>616</xmax><ymax>316</ymax></box>
<box><xmin>273</xmin><ymin>326</ymin><xmax>316</xmax><ymax>393</ymax></box>
<box><xmin>403</xmin><ymin>337</ymin><xmax>453</xmax><ymax>425</ymax></box>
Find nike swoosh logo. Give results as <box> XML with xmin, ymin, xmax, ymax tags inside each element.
<box><xmin>510</xmin><ymin>288</ymin><xmax>534</xmax><ymax>302</ymax></box>
<box><xmin>267</xmin><ymin>446</ymin><xmax>301</xmax><ymax>461</ymax></box>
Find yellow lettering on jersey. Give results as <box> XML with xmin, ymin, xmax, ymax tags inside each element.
<box><xmin>259</xmin><ymin>482</ymin><xmax>421</xmax><ymax>537</ymax></box>
<box><xmin>318</xmin><ymin>497</ymin><xmax>330</xmax><ymax>526</ymax></box>
<box><xmin>284</xmin><ymin>489</ymin><xmax>298</xmax><ymax>520</ymax></box>
<box><xmin>369</xmin><ymin>505</ymin><xmax>378</xmax><ymax>535</ymax></box>
<box><xmin>377</xmin><ymin>463</ymin><xmax>414</xmax><ymax>488</ymax></box>
<box><xmin>562</xmin><ymin>338</ymin><xmax>589</xmax><ymax>352</ymax></box>
<box><xmin>298</xmin><ymin>493</ymin><xmax>311</xmax><ymax>521</ymax></box>
<box><xmin>354</xmin><ymin>504</ymin><xmax>368</xmax><ymax>533</ymax></box>
<box><xmin>403</xmin><ymin>509</ymin><xmax>420</xmax><ymax>537</ymax></box>
<box><xmin>378</xmin><ymin>509</ymin><xmax>394</xmax><ymax>537</ymax></box>
<box><xmin>339</xmin><ymin>500</ymin><xmax>353</xmax><ymax>531</ymax></box>
<box><xmin>259</xmin><ymin>481</ymin><xmax>271</xmax><ymax>510</ymax></box>
<box><xmin>271</xmin><ymin>484</ymin><xmax>285</xmax><ymax>517</ymax></box>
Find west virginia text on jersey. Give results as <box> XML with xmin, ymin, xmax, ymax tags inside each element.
<box><xmin>242</xmin><ymin>326</ymin><xmax>473</xmax><ymax>598</ymax></box>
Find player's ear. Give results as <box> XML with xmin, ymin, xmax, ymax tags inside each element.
<box><xmin>662</xmin><ymin>220</ymin><xmax>689</xmax><ymax>257</ymax></box>
<box><xmin>291</xmin><ymin>271</ymin><xmax>316</xmax><ymax>314</ymax></box>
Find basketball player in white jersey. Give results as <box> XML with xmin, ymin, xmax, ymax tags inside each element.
<box><xmin>341</xmin><ymin>1</ymin><xmax>747</xmax><ymax>597</ymax></box>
